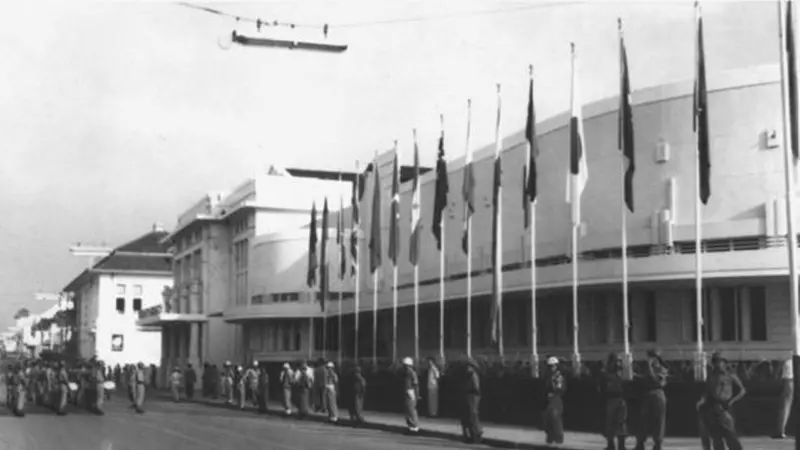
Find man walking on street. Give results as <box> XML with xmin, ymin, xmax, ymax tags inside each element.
<box><xmin>184</xmin><ymin>363</ymin><xmax>197</xmax><ymax>401</ymax></box>
<box><xmin>461</xmin><ymin>359</ymin><xmax>482</xmax><ymax>444</ymax></box>
<box><xmin>774</xmin><ymin>355</ymin><xmax>793</xmax><ymax>439</ymax></box>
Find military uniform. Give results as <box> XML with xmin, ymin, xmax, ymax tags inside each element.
<box><xmin>349</xmin><ymin>367</ymin><xmax>366</xmax><ymax>423</ymax></box>
<box><xmin>543</xmin><ymin>357</ymin><xmax>566</xmax><ymax>445</ymax></box>
<box><xmin>280</xmin><ymin>364</ymin><xmax>294</xmax><ymax>415</ymax></box>
<box><xmin>256</xmin><ymin>366</ymin><xmax>269</xmax><ymax>414</ymax></box>
<box><xmin>323</xmin><ymin>363</ymin><xmax>339</xmax><ymax>423</ymax></box>
<box><xmin>699</xmin><ymin>353</ymin><xmax>744</xmax><ymax>450</ymax></box>
<box><xmin>634</xmin><ymin>353</ymin><xmax>668</xmax><ymax>450</ymax></box>
<box><xmin>402</xmin><ymin>358</ymin><xmax>420</xmax><ymax>432</ymax></box>
<box><xmin>601</xmin><ymin>354</ymin><xmax>628</xmax><ymax>450</ymax></box>
<box><xmin>461</xmin><ymin>363</ymin><xmax>482</xmax><ymax>444</ymax></box>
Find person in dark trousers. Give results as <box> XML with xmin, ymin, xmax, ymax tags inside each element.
<box><xmin>9</xmin><ymin>365</ymin><xmax>26</xmax><ymax>417</ymax></box>
<box><xmin>280</xmin><ymin>363</ymin><xmax>294</xmax><ymax>415</ymax></box>
<box><xmin>634</xmin><ymin>350</ymin><xmax>668</xmax><ymax>450</ymax></box>
<box><xmin>184</xmin><ymin>363</ymin><xmax>197</xmax><ymax>400</ymax></box>
<box><xmin>56</xmin><ymin>361</ymin><xmax>69</xmax><ymax>416</ymax></box>
<box><xmin>774</xmin><ymin>356</ymin><xmax>793</xmax><ymax>439</ymax></box>
<box><xmin>402</xmin><ymin>357</ymin><xmax>420</xmax><ymax>433</ymax></box>
<box><xmin>697</xmin><ymin>352</ymin><xmax>745</xmax><ymax>450</ymax></box>
<box><xmin>426</xmin><ymin>357</ymin><xmax>441</xmax><ymax>417</ymax></box>
<box><xmin>93</xmin><ymin>360</ymin><xmax>105</xmax><ymax>415</ymax></box>
<box><xmin>256</xmin><ymin>364</ymin><xmax>269</xmax><ymax>414</ymax></box>
<box><xmin>134</xmin><ymin>362</ymin><xmax>146</xmax><ymax>414</ymax></box>
<box><xmin>601</xmin><ymin>352</ymin><xmax>628</xmax><ymax>450</ymax></box>
<box><xmin>349</xmin><ymin>366</ymin><xmax>366</xmax><ymax>423</ymax></box>
<box><xmin>202</xmin><ymin>363</ymin><xmax>210</xmax><ymax>398</ymax></box>
<box><xmin>461</xmin><ymin>360</ymin><xmax>482</xmax><ymax>444</ymax></box>
<box><xmin>543</xmin><ymin>356</ymin><xmax>566</xmax><ymax>445</ymax></box>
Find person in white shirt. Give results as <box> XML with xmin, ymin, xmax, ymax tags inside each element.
<box><xmin>775</xmin><ymin>357</ymin><xmax>793</xmax><ymax>439</ymax></box>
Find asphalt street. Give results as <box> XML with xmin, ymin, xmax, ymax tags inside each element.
<box><xmin>0</xmin><ymin>392</ymin><xmax>483</xmax><ymax>450</ymax></box>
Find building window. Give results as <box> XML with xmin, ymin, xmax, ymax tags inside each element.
<box><xmin>689</xmin><ymin>285</ymin><xmax>767</xmax><ymax>342</ymax></box>
<box><xmin>133</xmin><ymin>298</ymin><xmax>142</xmax><ymax>312</ymax></box>
<box><xmin>116</xmin><ymin>297</ymin><xmax>125</xmax><ymax>314</ymax></box>
<box><xmin>234</xmin><ymin>239</ymin><xmax>249</xmax><ymax>306</ymax></box>
<box><xmin>111</xmin><ymin>334</ymin><xmax>124</xmax><ymax>352</ymax></box>
<box><xmin>116</xmin><ymin>284</ymin><xmax>126</xmax><ymax>297</ymax></box>
<box><xmin>133</xmin><ymin>285</ymin><xmax>143</xmax><ymax>297</ymax></box>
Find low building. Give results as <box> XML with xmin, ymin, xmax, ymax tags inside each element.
<box><xmin>65</xmin><ymin>225</ymin><xmax>172</xmax><ymax>367</ymax></box>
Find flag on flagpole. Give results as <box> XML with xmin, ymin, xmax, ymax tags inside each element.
<box><xmin>526</xmin><ymin>70</ymin><xmax>539</xmax><ymax>208</ymax></box>
<box><xmin>619</xmin><ymin>20</ymin><xmax>635</xmax><ymax>212</ymax></box>
<box><xmin>566</xmin><ymin>43</ymin><xmax>589</xmax><ymax>225</ymax></box>
<box><xmin>410</xmin><ymin>135</ymin><xmax>422</xmax><ymax>265</ymax></box>
<box><xmin>432</xmin><ymin>124</ymin><xmax>449</xmax><ymax>250</ymax></box>
<box><xmin>490</xmin><ymin>85</ymin><xmax>503</xmax><ymax>345</ymax></box>
<box><xmin>787</xmin><ymin>0</ymin><xmax>799</xmax><ymax>164</ymax></box>
<box><xmin>462</xmin><ymin>101</ymin><xmax>475</xmax><ymax>254</ymax></box>
<box><xmin>319</xmin><ymin>198</ymin><xmax>329</xmax><ymax>312</ymax></box>
<box><xmin>350</xmin><ymin>170</ymin><xmax>362</xmax><ymax>277</ymax></box>
<box><xmin>339</xmin><ymin>195</ymin><xmax>346</xmax><ymax>279</ymax></box>
<box><xmin>388</xmin><ymin>151</ymin><xmax>401</xmax><ymax>265</ymax></box>
<box><xmin>369</xmin><ymin>161</ymin><xmax>383</xmax><ymax>274</ymax></box>
<box><xmin>307</xmin><ymin>202</ymin><xmax>318</xmax><ymax>287</ymax></box>
<box><xmin>694</xmin><ymin>1</ymin><xmax>711</xmax><ymax>205</ymax></box>
<box><xmin>523</xmin><ymin>166</ymin><xmax>529</xmax><ymax>229</ymax></box>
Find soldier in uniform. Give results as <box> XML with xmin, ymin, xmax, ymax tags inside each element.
<box><xmin>93</xmin><ymin>360</ymin><xmax>105</xmax><ymax>415</ymax></box>
<box><xmin>349</xmin><ymin>366</ymin><xmax>366</xmax><ymax>423</ymax></box>
<box><xmin>170</xmin><ymin>367</ymin><xmax>182</xmax><ymax>402</ymax></box>
<box><xmin>634</xmin><ymin>350</ymin><xmax>668</xmax><ymax>450</ymax></box>
<box><xmin>127</xmin><ymin>365</ymin><xmax>136</xmax><ymax>407</ymax></box>
<box><xmin>245</xmin><ymin>363</ymin><xmax>259</xmax><ymax>407</ymax></box>
<box><xmin>601</xmin><ymin>352</ymin><xmax>628</xmax><ymax>450</ymax></box>
<box><xmin>222</xmin><ymin>361</ymin><xmax>234</xmax><ymax>405</ymax></box>
<box><xmin>56</xmin><ymin>361</ymin><xmax>69</xmax><ymax>415</ymax></box>
<box><xmin>402</xmin><ymin>357</ymin><xmax>420</xmax><ymax>433</ymax></box>
<box><xmin>256</xmin><ymin>364</ymin><xmax>269</xmax><ymax>414</ymax></box>
<box><xmin>280</xmin><ymin>362</ymin><xmax>294</xmax><ymax>415</ymax></box>
<box><xmin>461</xmin><ymin>359</ymin><xmax>482</xmax><ymax>444</ymax></box>
<box><xmin>543</xmin><ymin>356</ymin><xmax>566</xmax><ymax>445</ymax></box>
<box><xmin>323</xmin><ymin>362</ymin><xmax>339</xmax><ymax>423</ymax></box>
<box><xmin>235</xmin><ymin>365</ymin><xmax>246</xmax><ymax>409</ymax></box>
<box><xmin>133</xmin><ymin>362</ymin><xmax>146</xmax><ymax>414</ymax></box>
<box><xmin>697</xmin><ymin>352</ymin><xmax>745</xmax><ymax>450</ymax></box>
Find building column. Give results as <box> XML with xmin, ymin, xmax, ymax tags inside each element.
<box><xmin>189</xmin><ymin>322</ymin><xmax>200</xmax><ymax>369</ymax></box>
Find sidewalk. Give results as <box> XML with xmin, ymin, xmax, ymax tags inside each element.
<box><xmin>152</xmin><ymin>391</ymin><xmax>792</xmax><ymax>450</ymax></box>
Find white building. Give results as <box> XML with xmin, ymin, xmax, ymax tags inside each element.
<box><xmin>65</xmin><ymin>225</ymin><xmax>172</xmax><ymax>367</ymax></box>
<box><xmin>137</xmin><ymin>168</ymin><xmax>351</xmax><ymax>383</ymax></box>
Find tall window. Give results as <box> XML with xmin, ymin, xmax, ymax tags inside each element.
<box><xmin>688</xmin><ymin>285</ymin><xmax>768</xmax><ymax>342</ymax></box>
<box><xmin>132</xmin><ymin>285</ymin><xmax>143</xmax><ymax>312</ymax></box>
<box><xmin>234</xmin><ymin>239</ymin><xmax>249</xmax><ymax>306</ymax></box>
<box><xmin>116</xmin><ymin>284</ymin><xmax>126</xmax><ymax>314</ymax></box>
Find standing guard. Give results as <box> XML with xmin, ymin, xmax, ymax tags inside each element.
<box><xmin>256</xmin><ymin>364</ymin><xmax>269</xmax><ymax>414</ymax></box>
<box><xmin>543</xmin><ymin>356</ymin><xmax>566</xmax><ymax>445</ymax></box>
<box><xmin>697</xmin><ymin>352</ymin><xmax>745</xmax><ymax>450</ymax></box>
<box><xmin>402</xmin><ymin>357</ymin><xmax>420</xmax><ymax>433</ymax></box>
<box><xmin>280</xmin><ymin>362</ymin><xmax>294</xmax><ymax>415</ymax></box>
<box><xmin>296</xmin><ymin>361</ymin><xmax>312</xmax><ymax>419</ymax></box>
<box><xmin>323</xmin><ymin>362</ymin><xmax>339</xmax><ymax>423</ymax></box>
<box><xmin>601</xmin><ymin>352</ymin><xmax>628</xmax><ymax>450</ymax></box>
<box><xmin>461</xmin><ymin>359</ymin><xmax>482</xmax><ymax>444</ymax></box>
<box><xmin>634</xmin><ymin>350</ymin><xmax>668</xmax><ymax>450</ymax></box>
<box><xmin>349</xmin><ymin>366</ymin><xmax>366</xmax><ymax>423</ymax></box>
<box><xmin>245</xmin><ymin>363</ymin><xmax>259</xmax><ymax>407</ymax></box>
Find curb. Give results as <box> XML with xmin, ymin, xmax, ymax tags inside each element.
<box><xmin>153</xmin><ymin>392</ymin><xmax>576</xmax><ymax>450</ymax></box>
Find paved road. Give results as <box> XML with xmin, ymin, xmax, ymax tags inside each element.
<box><xmin>0</xmin><ymin>393</ymin><xmax>480</xmax><ymax>450</ymax></box>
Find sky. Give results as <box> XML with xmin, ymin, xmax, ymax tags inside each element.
<box><xmin>0</xmin><ymin>0</ymin><xmax>781</xmax><ymax>330</ymax></box>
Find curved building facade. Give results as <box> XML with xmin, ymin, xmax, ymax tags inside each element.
<box><xmin>318</xmin><ymin>64</ymin><xmax>793</xmax><ymax>364</ymax></box>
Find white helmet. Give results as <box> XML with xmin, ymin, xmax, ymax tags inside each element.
<box><xmin>402</xmin><ymin>357</ymin><xmax>413</xmax><ymax>366</ymax></box>
<box><xmin>547</xmin><ymin>357</ymin><xmax>559</xmax><ymax>366</ymax></box>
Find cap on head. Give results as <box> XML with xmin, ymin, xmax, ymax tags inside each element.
<box><xmin>326</xmin><ymin>362</ymin><xmax>334</xmax><ymax>368</ymax></box>
<box><xmin>283</xmin><ymin>362</ymin><xmax>290</xmax><ymax>369</ymax></box>
<box><xmin>547</xmin><ymin>356</ymin><xmax>559</xmax><ymax>366</ymax></box>
<box><xmin>402</xmin><ymin>357</ymin><xmax>413</xmax><ymax>366</ymax></box>
<box><xmin>711</xmin><ymin>352</ymin><xmax>726</xmax><ymax>363</ymax></box>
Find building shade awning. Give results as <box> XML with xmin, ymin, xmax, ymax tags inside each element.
<box><xmin>136</xmin><ymin>305</ymin><xmax>208</xmax><ymax>327</ymax></box>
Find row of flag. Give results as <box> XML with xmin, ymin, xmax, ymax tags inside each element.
<box><xmin>303</xmin><ymin>0</ymin><xmax>800</xmax><ymax>369</ymax></box>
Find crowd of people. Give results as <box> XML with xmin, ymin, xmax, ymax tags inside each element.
<box><xmin>0</xmin><ymin>349</ymin><xmax>753</xmax><ymax>450</ymax></box>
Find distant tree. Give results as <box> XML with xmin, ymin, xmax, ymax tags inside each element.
<box><xmin>13</xmin><ymin>308</ymin><xmax>30</xmax><ymax>320</ymax></box>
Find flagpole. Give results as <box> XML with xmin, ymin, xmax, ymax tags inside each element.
<box><xmin>338</xmin><ymin>189</ymin><xmax>344</xmax><ymax>368</ymax></box>
<box><xmin>495</xmin><ymin>83</ymin><xmax>505</xmax><ymax>360</ymax></box>
<box><xmin>439</xmin><ymin>114</ymin><xmax>447</xmax><ymax>365</ymax></box>
<box><xmin>778</xmin><ymin>0</ymin><xmax>800</xmax><ymax>407</ymax></box>
<box><xmin>354</xmin><ymin>161</ymin><xmax>361</xmax><ymax>363</ymax></box>
<box><xmin>413</xmin><ymin>129</ymin><xmax>421</xmax><ymax>364</ymax></box>
<box><xmin>619</xmin><ymin>19</ymin><xmax>633</xmax><ymax>381</ymax></box>
<box><xmin>693</xmin><ymin>1</ymin><xmax>706</xmax><ymax>382</ymax></box>
<box><xmin>393</xmin><ymin>265</ymin><xmax>398</xmax><ymax>363</ymax></box>
<box><xmin>528</xmin><ymin>66</ymin><xmax>539</xmax><ymax>378</ymax></box>
<box><xmin>569</xmin><ymin>42</ymin><xmax>581</xmax><ymax>374</ymax></box>
<box><xmin>373</xmin><ymin>152</ymin><xmax>380</xmax><ymax>370</ymax></box>
<box><xmin>466</xmin><ymin>99</ymin><xmax>473</xmax><ymax>359</ymax></box>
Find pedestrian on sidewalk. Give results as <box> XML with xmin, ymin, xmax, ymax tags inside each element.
<box><xmin>601</xmin><ymin>352</ymin><xmax>627</xmax><ymax>450</ymax></box>
<box><xmin>296</xmin><ymin>361</ymin><xmax>313</xmax><ymax>419</ymax></box>
<box><xmin>184</xmin><ymin>364</ymin><xmax>197</xmax><ymax>401</ymax></box>
<box><xmin>170</xmin><ymin>367</ymin><xmax>182</xmax><ymax>402</ymax></box>
<box><xmin>202</xmin><ymin>363</ymin><xmax>210</xmax><ymax>398</ymax></box>
<box><xmin>56</xmin><ymin>361</ymin><xmax>69</xmax><ymax>416</ymax></box>
<box><xmin>774</xmin><ymin>356</ymin><xmax>793</xmax><ymax>439</ymax></box>
<box><xmin>236</xmin><ymin>365</ymin><xmax>247</xmax><ymax>409</ymax></box>
<box><xmin>280</xmin><ymin>362</ymin><xmax>294</xmax><ymax>415</ymax></box>
<box><xmin>134</xmin><ymin>362</ymin><xmax>146</xmax><ymax>414</ymax></box>
<box><xmin>324</xmin><ymin>362</ymin><xmax>339</xmax><ymax>423</ymax></box>
<box><xmin>314</xmin><ymin>358</ymin><xmax>326</xmax><ymax>413</ymax></box>
<box><xmin>696</xmin><ymin>352</ymin><xmax>745</xmax><ymax>450</ymax></box>
<box><xmin>257</xmin><ymin>364</ymin><xmax>269</xmax><ymax>414</ymax></box>
<box><xmin>349</xmin><ymin>366</ymin><xmax>366</xmax><ymax>423</ymax></box>
<box><xmin>426</xmin><ymin>357</ymin><xmax>441</xmax><ymax>417</ymax></box>
<box><xmin>634</xmin><ymin>350</ymin><xmax>668</xmax><ymax>450</ymax></box>
<box><xmin>402</xmin><ymin>357</ymin><xmax>421</xmax><ymax>433</ymax></box>
<box><xmin>222</xmin><ymin>361</ymin><xmax>234</xmax><ymax>405</ymax></box>
<box><xmin>246</xmin><ymin>362</ymin><xmax>259</xmax><ymax>407</ymax></box>
<box><xmin>543</xmin><ymin>356</ymin><xmax>566</xmax><ymax>445</ymax></box>
<box><xmin>461</xmin><ymin>359</ymin><xmax>482</xmax><ymax>444</ymax></box>
<box><xmin>93</xmin><ymin>360</ymin><xmax>105</xmax><ymax>415</ymax></box>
